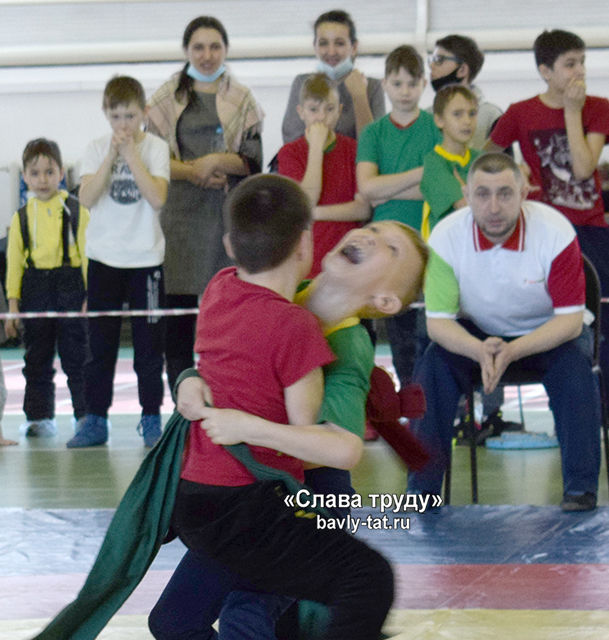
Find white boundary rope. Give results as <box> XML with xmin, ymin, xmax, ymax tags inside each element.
<box><xmin>0</xmin><ymin>308</ymin><xmax>199</xmax><ymax>320</ymax></box>
<box><xmin>1</xmin><ymin>300</ymin><xmax>608</xmax><ymax>320</ymax></box>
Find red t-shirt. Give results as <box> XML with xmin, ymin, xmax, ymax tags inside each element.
<box><xmin>491</xmin><ymin>95</ymin><xmax>609</xmax><ymax>227</ymax></box>
<box><xmin>181</xmin><ymin>268</ymin><xmax>335</xmax><ymax>486</ymax></box>
<box><xmin>278</xmin><ymin>133</ymin><xmax>360</xmax><ymax>277</ymax></box>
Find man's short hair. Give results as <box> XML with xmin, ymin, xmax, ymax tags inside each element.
<box><xmin>103</xmin><ymin>75</ymin><xmax>146</xmax><ymax>111</ymax></box>
<box><xmin>313</xmin><ymin>10</ymin><xmax>357</xmax><ymax>44</ymax></box>
<box><xmin>534</xmin><ymin>30</ymin><xmax>585</xmax><ymax>68</ymax></box>
<box><xmin>299</xmin><ymin>73</ymin><xmax>338</xmax><ymax>105</ymax></box>
<box><xmin>433</xmin><ymin>84</ymin><xmax>478</xmax><ymax>116</ymax></box>
<box><xmin>467</xmin><ymin>152</ymin><xmax>522</xmax><ymax>185</ymax></box>
<box><xmin>435</xmin><ymin>35</ymin><xmax>485</xmax><ymax>82</ymax></box>
<box><xmin>385</xmin><ymin>45</ymin><xmax>424</xmax><ymax>80</ymax></box>
<box><xmin>22</xmin><ymin>138</ymin><xmax>62</xmax><ymax>170</ymax></box>
<box><xmin>224</xmin><ymin>175</ymin><xmax>312</xmax><ymax>274</ymax></box>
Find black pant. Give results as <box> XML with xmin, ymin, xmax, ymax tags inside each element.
<box><xmin>164</xmin><ymin>294</ymin><xmax>197</xmax><ymax>395</ymax></box>
<box><xmin>385</xmin><ymin>308</ymin><xmax>428</xmax><ymax>386</ymax></box>
<box><xmin>84</xmin><ymin>260</ymin><xmax>165</xmax><ymax>417</ymax></box>
<box><xmin>169</xmin><ymin>480</ymin><xmax>394</xmax><ymax>640</ymax></box>
<box><xmin>21</xmin><ymin>266</ymin><xmax>87</xmax><ymax>420</ymax></box>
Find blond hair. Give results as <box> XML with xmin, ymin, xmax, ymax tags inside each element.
<box><xmin>359</xmin><ymin>222</ymin><xmax>428</xmax><ymax>319</ymax></box>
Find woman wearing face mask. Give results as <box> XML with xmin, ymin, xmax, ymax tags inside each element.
<box><xmin>281</xmin><ymin>9</ymin><xmax>385</xmax><ymax>143</ymax></box>
<box><xmin>148</xmin><ymin>16</ymin><xmax>264</xmax><ymax>393</ymax></box>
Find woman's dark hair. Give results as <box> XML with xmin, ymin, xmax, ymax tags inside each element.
<box><xmin>313</xmin><ymin>10</ymin><xmax>357</xmax><ymax>44</ymax></box>
<box><xmin>176</xmin><ymin>16</ymin><xmax>229</xmax><ymax>103</ymax></box>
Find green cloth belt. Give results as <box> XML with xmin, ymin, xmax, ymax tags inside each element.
<box><xmin>33</xmin><ymin>409</ymin><xmax>189</xmax><ymax>640</ymax></box>
<box><xmin>33</xmin><ymin>372</ymin><xmax>328</xmax><ymax>639</ymax></box>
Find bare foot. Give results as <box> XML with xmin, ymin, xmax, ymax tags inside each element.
<box><xmin>0</xmin><ymin>437</ymin><xmax>18</xmax><ymax>446</ymax></box>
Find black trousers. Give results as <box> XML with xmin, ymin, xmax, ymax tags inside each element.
<box><xmin>84</xmin><ymin>260</ymin><xmax>165</xmax><ymax>417</ymax></box>
<box><xmin>21</xmin><ymin>266</ymin><xmax>87</xmax><ymax>420</ymax></box>
<box><xmin>164</xmin><ymin>294</ymin><xmax>197</xmax><ymax>396</ymax></box>
<box><xmin>166</xmin><ymin>480</ymin><xmax>394</xmax><ymax>640</ymax></box>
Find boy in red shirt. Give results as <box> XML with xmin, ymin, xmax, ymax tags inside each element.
<box><xmin>278</xmin><ymin>73</ymin><xmax>370</xmax><ymax>277</ymax></box>
<box><xmin>165</xmin><ymin>175</ymin><xmax>394</xmax><ymax>640</ymax></box>
<box><xmin>486</xmin><ymin>29</ymin><xmax>609</xmax><ymax>395</ymax></box>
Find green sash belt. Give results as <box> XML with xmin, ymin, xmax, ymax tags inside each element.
<box><xmin>33</xmin><ymin>374</ymin><xmax>327</xmax><ymax>639</ymax></box>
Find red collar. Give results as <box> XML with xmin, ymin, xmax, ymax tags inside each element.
<box><xmin>473</xmin><ymin>212</ymin><xmax>525</xmax><ymax>252</ymax></box>
<box><xmin>389</xmin><ymin>114</ymin><xmax>419</xmax><ymax>130</ymax></box>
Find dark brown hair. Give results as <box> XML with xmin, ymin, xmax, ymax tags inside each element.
<box><xmin>22</xmin><ymin>138</ymin><xmax>62</xmax><ymax>170</ymax></box>
<box><xmin>435</xmin><ymin>35</ymin><xmax>485</xmax><ymax>82</ymax></box>
<box><xmin>224</xmin><ymin>174</ymin><xmax>312</xmax><ymax>274</ymax></box>
<box><xmin>385</xmin><ymin>45</ymin><xmax>424</xmax><ymax>79</ymax></box>
<box><xmin>314</xmin><ymin>10</ymin><xmax>357</xmax><ymax>44</ymax></box>
<box><xmin>534</xmin><ymin>30</ymin><xmax>585</xmax><ymax>68</ymax></box>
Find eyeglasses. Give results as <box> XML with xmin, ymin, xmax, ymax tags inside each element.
<box><xmin>428</xmin><ymin>53</ymin><xmax>461</xmax><ymax>66</ymax></box>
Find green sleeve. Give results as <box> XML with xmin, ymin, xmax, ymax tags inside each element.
<box><xmin>319</xmin><ymin>325</ymin><xmax>374</xmax><ymax>438</ymax></box>
<box><xmin>424</xmin><ymin>248</ymin><xmax>460</xmax><ymax>317</ymax></box>
<box><xmin>356</xmin><ymin>121</ymin><xmax>379</xmax><ymax>165</ymax></box>
<box><xmin>421</xmin><ymin>152</ymin><xmax>465</xmax><ymax>230</ymax></box>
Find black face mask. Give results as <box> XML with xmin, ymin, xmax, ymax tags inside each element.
<box><xmin>431</xmin><ymin>66</ymin><xmax>462</xmax><ymax>92</ymax></box>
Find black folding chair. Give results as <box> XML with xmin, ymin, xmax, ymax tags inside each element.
<box><xmin>444</xmin><ymin>254</ymin><xmax>609</xmax><ymax>504</ymax></box>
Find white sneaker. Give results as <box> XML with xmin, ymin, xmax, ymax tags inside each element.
<box><xmin>21</xmin><ymin>418</ymin><xmax>57</xmax><ymax>438</ymax></box>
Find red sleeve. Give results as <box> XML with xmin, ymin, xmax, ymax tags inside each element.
<box><xmin>548</xmin><ymin>237</ymin><xmax>586</xmax><ymax>309</ymax></box>
<box><xmin>277</xmin><ymin>139</ymin><xmax>307</xmax><ymax>182</ymax></box>
<box><xmin>584</xmin><ymin>97</ymin><xmax>609</xmax><ymax>137</ymax></box>
<box><xmin>273</xmin><ymin>306</ymin><xmax>335</xmax><ymax>388</ymax></box>
<box><xmin>490</xmin><ymin>103</ymin><xmax>519</xmax><ymax>149</ymax></box>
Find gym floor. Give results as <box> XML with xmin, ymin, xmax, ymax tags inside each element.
<box><xmin>1</xmin><ymin>346</ymin><xmax>608</xmax><ymax>639</ymax></box>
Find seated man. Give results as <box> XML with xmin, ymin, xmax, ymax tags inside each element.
<box><xmin>408</xmin><ymin>152</ymin><xmax>600</xmax><ymax>512</ymax></box>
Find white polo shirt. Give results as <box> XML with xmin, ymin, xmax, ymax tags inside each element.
<box><xmin>425</xmin><ymin>200</ymin><xmax>585</xmax><ymax>337</ymax></box>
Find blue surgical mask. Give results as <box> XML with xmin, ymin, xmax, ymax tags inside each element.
<box><xmin>186</xmin><ymin>63</ymin><xmax>226</xmax><ymax>83</ymax></box>
<box><xmin>316</xmin><ymin>57</ymin><xmax>354</xmax><ymax>82</ymax></box>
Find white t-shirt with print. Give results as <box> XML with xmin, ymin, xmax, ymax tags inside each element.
<box><xmin>80</xmin><ymin>132</ymin><xmax>169</xmax><ymax>268</ymax></box>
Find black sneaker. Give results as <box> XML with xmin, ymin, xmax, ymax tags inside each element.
<box><xmin>482</xmin><ymin>410</ymin><xmax>523</xmax><ymax>437</ymax></box>
<box><xmin>455</xmin><ymin>419</ymin><xmax>491</xmax><ymax>446</ymax></box>
<box><xmin>560</xmin><ymin>492</ymin><xmax>597</xmax><ymax>512</ymax></box>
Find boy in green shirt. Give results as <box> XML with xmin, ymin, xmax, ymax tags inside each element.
<box><xmin>421</xmin><ymin>84</ymin><xmax>480</xmax><ymax>239</ymax></box>
<box><xmin>356</xmin><ymin>45</ymin><xmax>440</xmax><ymax>230</ymax></box>
<box><xmin>356</xmin><ymin>44</ymin><xmax>440</xmax><ymax>390</ymax></box>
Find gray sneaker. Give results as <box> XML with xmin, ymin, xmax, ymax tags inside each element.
<box><xmin>22</xmin><ymin>418</ymin><xmax>57</xmax><ymax>438</ymax></box>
